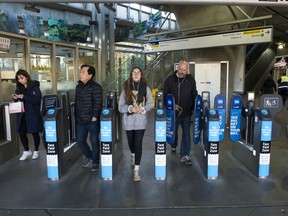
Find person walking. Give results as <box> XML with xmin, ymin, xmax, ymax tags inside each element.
<box><xmin>75</xmin><ymin>64</ymin><xmax>103</xmax><ymax>172</ymax></box>
<box><xmin>262</xmin><ymin>74</ymin><xmax>277</xmax><ymax>94</ymax></box>
<box><xmin>118</xmin><ymin>67</ymin><xmax>153</xmax><ymax>182</ymax></box>
<box><xmin>13</xmin><ymin>69</ymin><xmax>43</xmax><ymax>161</ymax></box>
<box><xmin>163</xmin><ymin>58</ymin><xmax>198</xmax><ymax>165</ymax></box>
<box><xmin>277</xmin><ymin>71</ymin><xmax>288</xmax><ymax>106</ymax></box>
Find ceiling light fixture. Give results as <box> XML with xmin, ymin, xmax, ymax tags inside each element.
<box><xmin>277</xmin><ymin>43</ymin><xmax>285</xmax><ymax>49</ymax></box>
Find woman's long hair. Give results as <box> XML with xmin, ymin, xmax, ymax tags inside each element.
<box><xmin>124</xmin><ymin>67</ymin><xmax>147</xmax><ymax>103</ymax></box>
<box><xmin>15</xmin><ymin>69</ymin><xmax>31</xmax><ymax>90</ymax></box>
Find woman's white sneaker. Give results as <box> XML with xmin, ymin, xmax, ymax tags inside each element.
<box><xmin>32</xmin><ymin>151</ymin><xmax>40</xmax><ymax>160</ymax></box>
<box><xmin>133</xmin><ymin>170</ymin><xmax>141</xmax><ymax>182</ymax></box>
<box><xmin>19</xmin><ymin>150</ymin><xmax>32</xmax><ymax>161</ymax></box>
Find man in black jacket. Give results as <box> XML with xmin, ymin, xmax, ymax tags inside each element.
<box><xmin>75</xmin><ymin>64</ymin><xmax>103</xmax><ymax>171</ymax></box>
<box><xmin>164</xmin><ymin>59</ymin><xmax>198</xmax><ymax>165</ymax></box>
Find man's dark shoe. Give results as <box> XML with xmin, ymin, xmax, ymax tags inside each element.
<box><xmin>82</xmin><ymin>156</ymin><xmax>91</xmax><ymax>167</ymax></box>
<box><xmin>91</xmin><ymin>163</ymin><xmax>99</xmax><ymax>172</ymax></box>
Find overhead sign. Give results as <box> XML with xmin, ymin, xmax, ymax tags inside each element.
<box><xmin>144</xmin><ymin>27</ymin><xmax>272</xmax><ymax>53</ymax></box>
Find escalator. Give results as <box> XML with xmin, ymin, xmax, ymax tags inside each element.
<box><xmin>245</xmin><ymin>43</ymin><xmax>277</xmax><ymax>92</ymax></box>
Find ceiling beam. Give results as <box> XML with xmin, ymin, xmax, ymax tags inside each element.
<box><xmin>6</xmin><ymin>0</ymin><xmax>288</xmax><ymax>6</ymax></box>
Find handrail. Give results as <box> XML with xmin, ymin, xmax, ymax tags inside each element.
<box><xmin>103</xmin><ymin>54</ymin><xmax>143</xmax><ymax>91</ymax></box>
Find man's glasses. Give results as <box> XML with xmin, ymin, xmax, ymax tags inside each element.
<box><xmin>132</xmin><ymin>71</ymin><xmax>141</xmax><ymax>75</ymax></box>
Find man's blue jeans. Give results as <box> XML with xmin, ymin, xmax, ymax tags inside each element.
<box><xmin>171</xmin><ymin>115</ymin><xmax>191</xmax><ymax>157</ymax></box>
<box><xmin>76</xmin><ymin>121</ymin><xmax>100</xmax><ymax>164</ymax></box>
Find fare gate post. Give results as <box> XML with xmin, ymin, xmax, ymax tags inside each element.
<box><xmin>43</xmin><ymin>95</ymin><xmax>60</xmax><ymax>181</ymax></box>
<box><xmin>155</xmin><ymin>91</ymin><xmax>166</xmax><ymax>180</ymax></box>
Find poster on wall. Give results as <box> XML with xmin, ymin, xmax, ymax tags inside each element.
<box><xmin>48</xmin><ymin>18</ymin><xmax>67</xmax><ymax>42</ymax></box>
<box><xmin>133</xmin><ymin>20</ymin><xmax>147</xmax><ymax>38</ymax></box>
<box><xmin>70</xmin><ymin>24</ymin><xmax>90</xmax><ymax>43</ymax></box>
<box><xmin>149</xmin><ymin>11</ymin><xmax>162</xmax><ymax>28</ymax></box>
<box><xmin>0</xmin><ymin>9</ymin><xmax>19</xmax><ymax>34</ymax></box>
<box><xmin>22</xmin><ymin>14</ymin><xmax>45</xmax><ymax>39</ymax></box>
<box><xmin>195</xmin><ymin>63</ymin><xmax>221</xmax><ymax>107</ymax></box>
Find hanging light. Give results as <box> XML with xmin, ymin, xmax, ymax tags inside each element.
<box><xmin>277</xmin><ymin>43</ymin><xmax>285</xmax><ymax>49</ymax></box>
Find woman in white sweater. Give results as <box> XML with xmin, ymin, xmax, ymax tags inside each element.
<box><xmin>118</xmin><ymin>67</ymin><xmax>153</xmax><ymax>182</ymax></box>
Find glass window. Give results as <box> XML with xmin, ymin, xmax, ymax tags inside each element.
<box><xmin>78</xmin><ymin>49</ymin><xmax>98</xmax><ymax>80</ymax></box>
<box><xmin>56</xmin><ymin>46</ymin><xmax>77</xmax><ymax>101</ymax></box>
<box><xmin>130</xmin><ymin>3</ymin><xmax>140</xmax><ymax>10</ymax></box>
<box><xmin>0</xmin><ymin>36</ymin><xmax>24</xmax><ymax>102</ymax></box>
<box><xmin>30</xmin><ymin>41</ymin><xmax>52</xmax><ymax>95</ymax></box>
<box><xmin>141</xmin><ymin>5</ymin><xmax>151</xmax><ymax>13</ymax></box>
<box><xmin>130</xmin><ymin>9</ymin><xmax>139</xmax><ymax>22</ymax></box>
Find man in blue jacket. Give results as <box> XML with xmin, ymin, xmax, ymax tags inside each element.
<box><xmin>164</xmin><ymin>58</ymin><xmax>198</xmax><ymax>165</ymax></box>
<box><xmin>75</xmin><ymin>64</ymin><xmax>103</xmax><ymax>172</ymax></box>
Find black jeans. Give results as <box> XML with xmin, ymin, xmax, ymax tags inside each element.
<box><xmin>278</xmin><ymin>89</ymin><xmax>288</xmax><ymax>105</ymax></box>
<box><xmin>19</xmin><ymin>117</ymin><xmax>40</xmax><ymax>151</ymax></box>
<box><xmin>126</xmin><ymin>130</ymin><xmax>145</xmax><ymax>166</ymax></box>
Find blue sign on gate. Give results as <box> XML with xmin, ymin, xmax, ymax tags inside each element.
<box><xmin>229</xmin><ymin>95</ymin><xmax>242</xmax><ymax>142</ymax></box>
<box><xmin>193</xmin><ymin>95</ymin><xmax>202</xmax><ymax>144</ymax></box>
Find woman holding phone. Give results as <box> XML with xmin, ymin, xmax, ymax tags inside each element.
<box><xmin>12</xmin><ymin>69</ymin><xmax>43</xmax><ymax>161</ymax></box>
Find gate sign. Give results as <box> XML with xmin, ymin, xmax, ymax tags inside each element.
<box><xmin>214</xmin><ymin>94</ymin><xmax>226</xmax><ymax>141</ymax></box>
<box><xmin>229</xmin><ymin>94</ymin><xmax>242</xmax><ymax>141</ymax></box>
<box><xmin>193</xmin><ymin>95</ymin><xmax>202</xmax><ymax>144</ymax></box>
<box><xmin>166</xmin><ymin>94</ymin><xmax>175</xmax><ymax>145</ymax></box>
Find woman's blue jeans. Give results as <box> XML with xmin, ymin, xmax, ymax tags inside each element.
<box><xmin>171</xmin><ymin>115</ymin><xmax>191</xmax><ymax>157</ymax></box>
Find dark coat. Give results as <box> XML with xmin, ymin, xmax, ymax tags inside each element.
<box><xmin>163</xmin><ymin>71</ymin><xmax>198</xmax><ymax>117</ymax></box>
<box><xmin>262</xmin><ymin>77</ymin><xmax>276</xmax><ymax>94</ymax></box>
<box><xmin>75</xmin><ymin>78</ymin><xmax>103</xmax><ymax>124</ymax></box>
<box><xmin>15</xmin><ymin>80</ymin><xmax>43</xmax><ymax>133</ymax></box>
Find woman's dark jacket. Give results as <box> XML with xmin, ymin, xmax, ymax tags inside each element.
<box><xmin>163</xmin><ymin>71</ymin><xmax>198</xmax><ymax>117</ymax></box>
<box><xmin>15</xmin><ymin>80</ymin><xmax>43</xmax><ymax>133</ymax></box>
<box><xmin>262</xmin><ymin>77</ymin><xmax>276</xmax><ymax>94</ymax></box>
<box><xmin>75</xmin><ymin>79</ymin><xmax>103</xmax><ymax>124</ymax></box>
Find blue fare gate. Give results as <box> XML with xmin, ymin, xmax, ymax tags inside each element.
<box><xmin>229</xmin><ymin>94</ymin><xmax>242</xmax><ymax>141</ymax></box>
<box><xmin>100</xmin><ymin>108</ymin><xmax>113</xmax><ymax>180</ymax></box>
<box><xmin>43</xmin><ymin>95</ymin><xmax>60</xmax><ymax>181</ymax></box>
<box><xmin>206</xmin><ymin>109</ymin><xmax>220</xmax><ymax>179</ymax></box>
<box><xmin>155</xmin><ymin>109</ymin><xmax>166</xmax><ymax>180</ymax></box>
<box><xmin>214</xmin><ymin>94</ymin><xmax>226</xmax><ymax>141</ymax></box>
<box><xmin>193</xmin><ymin>95</ymin><xmax>202</xmax><ymax>145</ymax></box>
<box><xmin>255</xmin><ymin>109</ymin><xmax>272</xmax><ymax>178</ymax></box>
<box><xmin>166</xmin><ymin>94</ymin><xmax>175</xmax><ymax>145</ymax></box>
<box><xmin>155</xmin><ymin>91</ymin><xmax>166</xmax><ymax>180</ymax></box>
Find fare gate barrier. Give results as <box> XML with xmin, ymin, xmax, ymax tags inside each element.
<box><xmin>43</xmin><ymin>95</ymin><xmax>60</xmax><ymax>181</ymax></box>
<box><xmin>0</xmin><ymin>103</ymin><xmax>18</xmax><ymax>164</ymax></box>
<box><xmin>100</xmin><ymin>91</ymin><xmax>123</xmax><ymax>180</ymax></box>
<box><xmin>43</xmin><ymin>93</ymin><xmax>81</xmax><ymax>181</ymax></box>
<box><xmin>204</xmin><ymin>109</ymin><xmax>220</xmax><ymax>179</ymax></box>
<box><xmin>231</xmin><ymin>93</ymin><xmax>279</xmax><ymax>178</ymax></box>
<box><xmin>193</xmin><ymin>91</ymin><xmax>223</xmax><ymax>179</ymax></box>
<box><xmin>155</xmin><ymin>91</ymin><xmax>166</xmax><ymax>180</ymax></box>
